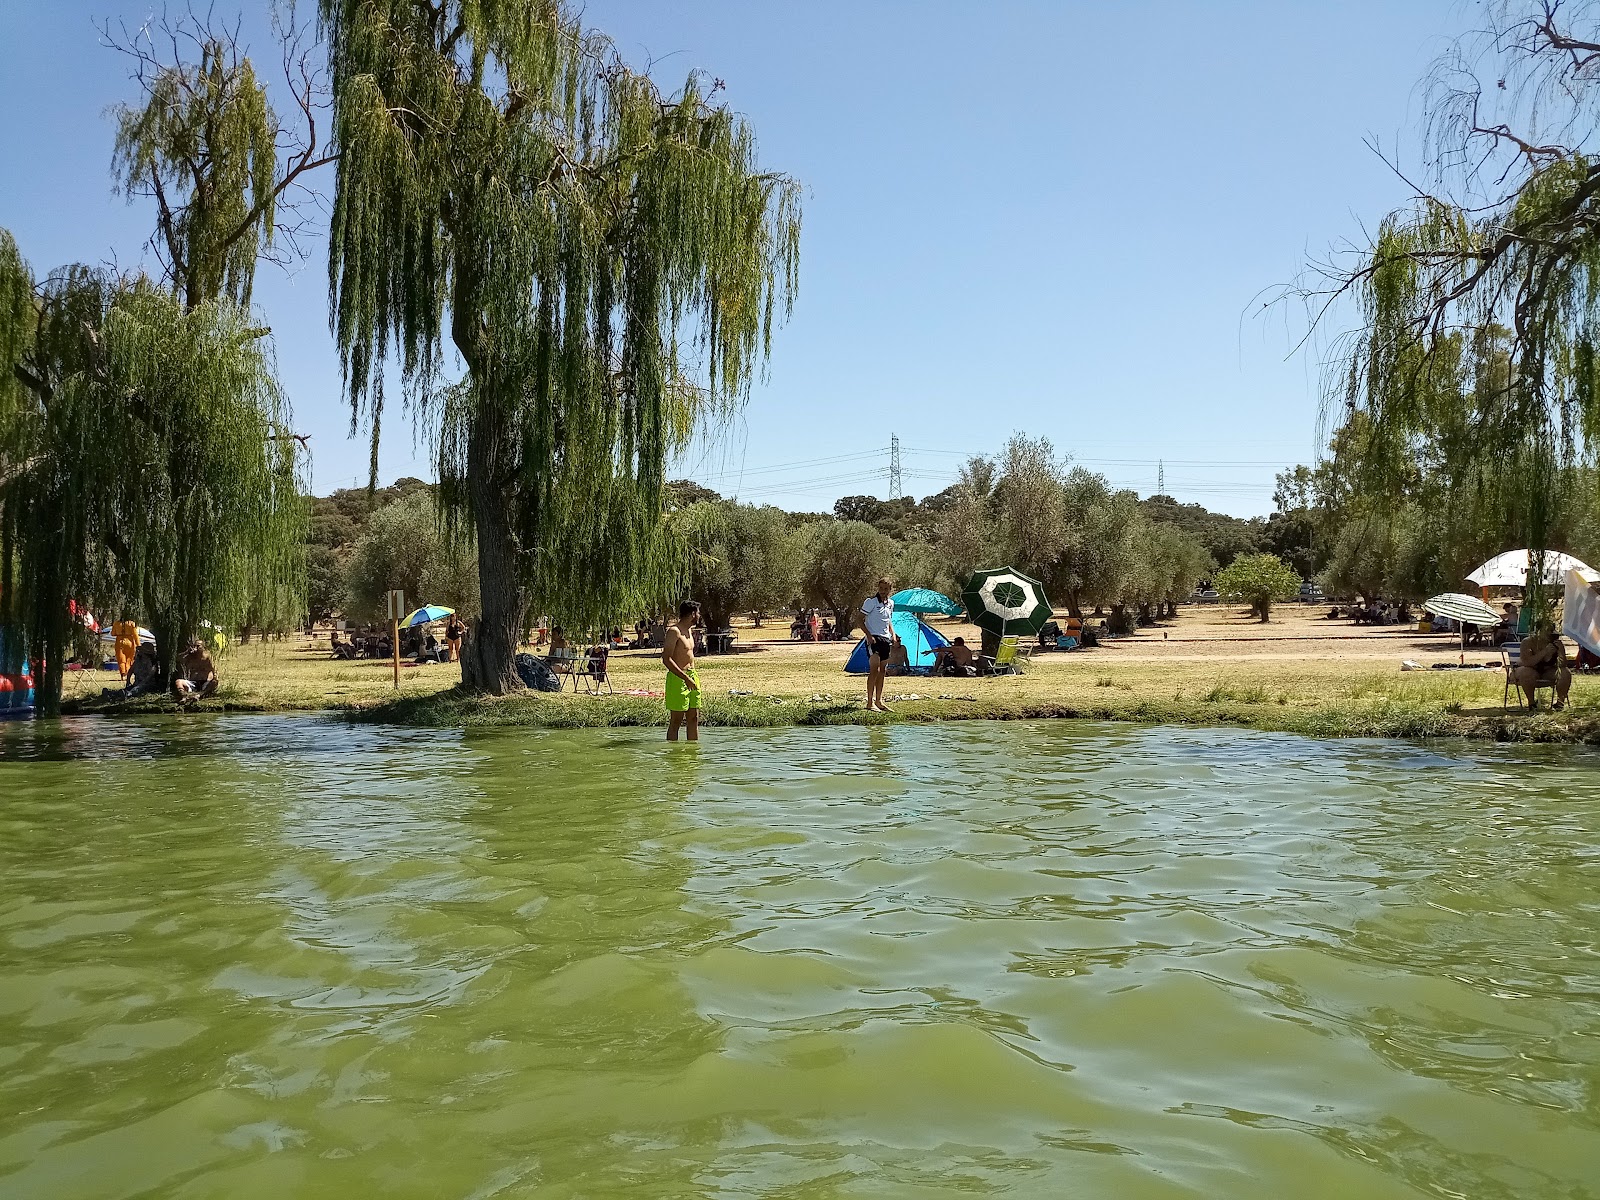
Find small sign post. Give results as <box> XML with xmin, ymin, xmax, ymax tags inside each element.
<box><xmin>385</xmin><ymin>590</ymin><xmax>406</xmax><ymax>689</ymax></box>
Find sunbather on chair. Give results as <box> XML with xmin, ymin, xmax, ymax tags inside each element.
<box><xmin>1515</xmin><ymin>619</ymin><xmax>1571</xmax><ymax>710</ymax></box>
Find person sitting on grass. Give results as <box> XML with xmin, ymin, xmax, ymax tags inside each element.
<box><xmin>885</xmin><ymin>639</ymin><xmax>911</xmax><ymax>676</ymax></box>
<box><xmin>935</xmin><ymin>637</ymin><xmax>977</xmax><ymax>677</ymax></box>
<box><xmin>171</xmin><ymin>639</ymin><xmax>219</xmax><ymax>703</ymax></box>
<box><xmin>1515</xmin><ymin>618</ymin><xmax>1571</xmax><ymax>710</ymax></box>
<box><xmin>119</xmin><ymin>643</ymin><xmax>161</xmax><ymax>699</ymax></box>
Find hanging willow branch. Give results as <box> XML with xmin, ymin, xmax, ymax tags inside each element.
<box><xmin>106</xmin><ymin>3</ymin><xmax>336</xmax><ymax>311</ymax></box>
<box><xmin>1292</xmin><ymin>0</ymin><xmax>1600</xmax><ymax>607</ymax></box>
<box><xmin>0</xmin><ymin>231</ymin><xmax>306</xmax><ymax>712</ymax></box>
<box><xmin>318</xmin><ymin>0</ymin><xmax>802</xmax><ymax>693</ymax></box>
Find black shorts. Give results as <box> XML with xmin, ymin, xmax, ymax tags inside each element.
<box><xmin>868</xmin><ymin>635</ymin><xmax>892</xmax><ymax>661</ymax></box>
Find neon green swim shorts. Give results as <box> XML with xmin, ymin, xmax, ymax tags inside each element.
<box><xmin>665</xmin><ymin>670</ymin><xmax>701</xmax><ymax>712</ymax></box>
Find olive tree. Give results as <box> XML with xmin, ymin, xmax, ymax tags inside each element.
<box><xmin>1215</xmin><ymin>552</ymin><xmax>1302</xmax><ymax>623</ymax></box>
<box><xmin>799</xmin><ymin>520</ymin><xmax>897</xmax><ymax>635</ymax></box>
<box><xmin>685</xmin><ymin>500</ymin><xmax>802</xmax><ymax>632</ymax></box>
<box><xmin>343</xmin><ymin>490</ymin><xmax>479</xmax><ymax>623</ymax></box>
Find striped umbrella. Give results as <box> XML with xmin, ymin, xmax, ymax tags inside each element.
<box><xmin>962</xmin><ymin>567</ymin><xmax>1053</xmax><ymax>637</ymax></box>
<box><xmin>402</xmin><ymin>605</ymin><xmax>455</xmax><ymax>628</ymax></box>
<box><xmin>1423</xmin><ymin>593</ymin><xmax>1501</xmax><ymax>626</ymax></box>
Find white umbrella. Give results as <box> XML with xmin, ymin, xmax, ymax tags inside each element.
<box><xmin>1424</xmin><ymin>593</ymin><xmax>1501</xmax><ymax>626</ymax></box>
<box><xmin>99</xmin><ymin>625</ymin><xmax>155</xmax><ymax>644</ymax></box>
<box><xmin>1467</xmin><ymin>549</ymin><xmax>1596</xmax><ymax>588</ymax></box>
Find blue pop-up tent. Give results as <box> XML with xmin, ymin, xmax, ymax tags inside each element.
<box><xmin>844</xmin><ymin>609</ymin><xmax>951</xmax><ymax>674</ymax></box>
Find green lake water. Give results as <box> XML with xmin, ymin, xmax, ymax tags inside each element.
<box><xmin>1</xmin><ymin>716</ymin><xmax>1597</xmax><ymax>1199</ymax></box>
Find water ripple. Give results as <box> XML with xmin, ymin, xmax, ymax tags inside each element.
<box><xmin>1</xmin><ymin>715</ymin><xmax>1597</xmax><ymax>1198</ymax></box>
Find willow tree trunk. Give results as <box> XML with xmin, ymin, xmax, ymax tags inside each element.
<box><xmin>152</xmin><ymin>617</ymin><xmax>178</xmax><ymax>694</ymax></box>
<box><xmin>37</xmin><ymin>651</ymin><xmax>64</xmax><ymax>718</ymax></box>
<box><xmin>461</xmin><ymin>401</ymin><xmax>525</xmax><ymax>695</ymax></box>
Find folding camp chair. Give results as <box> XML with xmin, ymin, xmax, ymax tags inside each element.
<box><xmin>547</xmin><ymin>646</ymin><xmax>580</xmax><ymax>690</ymax></box>
<box><xmin>1502</xmin><ymin>640</ymin><xmax>1557</xmax><ymax>710</ymax></box>
<box><xmin>575</xmin><ymin>646</ymin><xmax>614</xmax><ymax>695</ymax></box>
<box><xmin>980</xmin><ymin>636</ymin><xmax>1027</xmax><ymax>675</ymax></box>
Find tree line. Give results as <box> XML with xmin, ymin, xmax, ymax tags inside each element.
<box><xmin>0</xmin><ymin>1</ymin><xmax>800</xmax><ymax>712</ymax></box>
<box><xmin>309</xmin><ymin>433</ymin><xmax>1305</xmax><ymax>640</ymax></box>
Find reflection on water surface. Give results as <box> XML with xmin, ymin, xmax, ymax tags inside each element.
<box><xmin>1</xmin><ymin>716</ymin><xmax>1597</xmax><ymax>1198</ymax></box>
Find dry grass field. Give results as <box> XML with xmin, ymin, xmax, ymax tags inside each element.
<box><xmin>62</xmin><ymin>602</ymin><xmax>1600</xmax><ymax>742</ymax></box>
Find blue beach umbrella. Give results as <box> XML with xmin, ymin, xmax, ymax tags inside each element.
<box><xmin>890</xmin><ymin>587</ymin><xmax>963</xmax><ymax>616</ymax></box>
<box><xmin>403</xmin><ymin>605</ymin><xmax>455</xmax><ymax>628</ymax></box>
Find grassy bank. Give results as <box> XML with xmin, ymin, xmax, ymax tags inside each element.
<box><xmin>58</xmin><ymin>620</ymin><xmax>1600</xmax><ymax>745</ymax></box>
<box><xmin>351</xmin><ymin>682</ymin><xmax>1600</xmax><ymax>744</ymax></box>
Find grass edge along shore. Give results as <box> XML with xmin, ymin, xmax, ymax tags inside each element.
<box><xmin>347</xmin><ymin>687</ymin><xmax>1600</xmax><ymax>744</ymax></box>
<box><xmin>65</xmin><ymin>683</ymin><xmax>1600</xmax><ymax>746</ymax></box>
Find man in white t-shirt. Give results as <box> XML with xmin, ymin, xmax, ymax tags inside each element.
<box><xmin>859</xmin><ymin>577</ymin><xmax>897</xmax><ymax>713</ymax></box>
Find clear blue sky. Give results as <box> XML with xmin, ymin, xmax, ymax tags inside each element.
<box><xmin>1</xmin><ymin>1</ymin><xmax>1457</xmax><ymax>516</ymax></box>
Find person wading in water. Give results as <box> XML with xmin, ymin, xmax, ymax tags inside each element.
<box><xmin>663</xmin><ymin>600</ymin><xmax>702</xmax><ymax>742</ymax></box>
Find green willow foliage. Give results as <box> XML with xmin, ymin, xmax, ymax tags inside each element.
<box><xmin>1323</xmin><ymin>3</ymin><xmax>1600</xmax><ymax>609</ymax></box>
<box><xmin>112</xmin><ymin>38</ymin><xmax>278</xmax><ymax>310</ymax></box>
<box><xmin>317</xmin><ymin>0</ymin><xmax>801</xmax><ymax>691</ymax></box>
<box><xmin>0</xmin><ymin>233</ymin><xmax>304</xmax><ymax>711</ymax></box>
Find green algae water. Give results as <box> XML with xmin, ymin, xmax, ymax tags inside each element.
<box><xmin>1</xmin><ymin>717</ymin><xmax>1597</xmax><ymax>1199</ymax></box>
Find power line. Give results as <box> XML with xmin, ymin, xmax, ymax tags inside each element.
<box><xmin>683</xmin><ymin>448</ymin><xmax>887</xmax><ymax>480</ymax></box>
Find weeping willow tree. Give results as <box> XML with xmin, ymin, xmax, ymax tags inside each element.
<box><xmin>108</xmin><ymin>5</ymin><xmax>335</xmax><ymax>311</ymax></box>
<box><xmin>317</xmin><ymin>0</ymin><xmax>801</xmax><ymax>693</ymax></box>
<box><xmin>1307</xmin><ymin>1</ymin><xmax>1600</xmax><ymax>614</ymax></box>
<box><xmin>106</xmin><ymin>10</ymin><xmax>324</xmax><ymax>666</ymax></box>
<box><xmin>0</xmin><ymin>234</ymin><xmax>304</xmax><ymax>710</ymax></box>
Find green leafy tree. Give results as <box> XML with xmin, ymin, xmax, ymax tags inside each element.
<box><xmin>0</xmin><ymin>248</ymin><xmax>304</xmax><ymax>708</ymax></box>
<box><xmin>1299</xmin><ymin>5</ymin><xmax>1600</xmax><ymax>617</ymax></box>
<box><xmin>666</xmin><ymin>480</ymin><xmax>723</xmax><ymax>509</ymax></box>
<box><xmin>107</xmin><ymin>6</ymin><xmax>332</xmax><ymax>311</ymax></box>
<box><xmin>992</xmin><ymin>433</ymin><xmax>1068</xmax><ymax>579</ymax></box>
<box><xmin>344</xmin><ymin>491</ymin><xmax>479</xmax><ymax>623</ymax></box>
<box><xmin>306</xmin><ymin>543</ymin><xmax>345</xmax><ymax>627</ymax></box>
<box><xmin>1215</xmin><ymin>552</ymin><xmax>1302</xmax><ymax>623</ymax></box>
<box><xmin>893</xmin><ymin>538</ymin><xmax>951</xmax><ymax>596</ymax></box>
<box><xmin>934</xmin><ymin>455</ymin><xmax>999</xmax><ymax>587</ymax></box>
<box><xmin>1140</xmin><ymin>494</ymin><xmax>1263</xmax><ymax>568</ymax></box>
<box><xmin>833</xmin><ymin>495</ymin><xmax>885</xmax><ymax>525</ymax></box>
<box><xmin>685</xmin><ymin>501</ymin><xmax>801</xmax><ymax>631</ymax></box>
<box><xmin>1048</xmin><ymin>471</ymin><xmax>1143</xmax><ymax>617</ymax></box>
<box><xmin>317</xmin><ymin>0</ymin><xmax>801</xmax><ymax>693</ymax></box>
<box><xmin>1125</xmin><ymin>521</ymin><xmax>1215</xmax><ymax>622</ymax></box>
<box><xmin>4</xmin><ymin>9</ymin><xmax>317</xmax><ymax>689</ymax></box>
<box><xmin>799</xmin><ymin>519</ymin><xmax>897</xmax><ymax>635</ymax></box>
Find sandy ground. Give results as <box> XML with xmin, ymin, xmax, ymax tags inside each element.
<box><xmin>713</xmin><ymin>603</ymin><xmax>1499</xmax><ymax>667</ymax></box>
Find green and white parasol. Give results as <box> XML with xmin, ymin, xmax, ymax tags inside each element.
<box><xmin>962</xmin><ymin>567</ymin><xmax>1053</xmax><ymax>637</ymax></box>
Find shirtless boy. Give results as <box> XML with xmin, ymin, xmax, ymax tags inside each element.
<box><xmin>663</xmin><ymin>600</ymin><xmax>702</xmax><ymax>741</ymax></box>
<box><xmin>171</xmin><ymin>639</ymin><xmax>219</xmax><ymax>703</ymax></box>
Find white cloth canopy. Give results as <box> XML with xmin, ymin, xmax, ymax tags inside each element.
<box><xmin>1466</xmin><ymin>549</ymin><xmax>1596</xmax><ymax>588</ymax></box>
<box><xmin>1563</xmin><ymin>569</ymin><xmax>1600</xmax><ymax>660</ymax></box>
